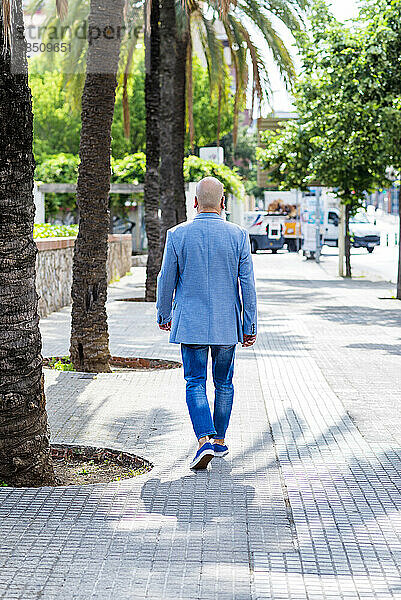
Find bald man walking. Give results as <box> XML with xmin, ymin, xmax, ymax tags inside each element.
<box><xmin>156</xmin><ymin>177</ymin><xmax>257</xmax><ymax>469</ymax></box>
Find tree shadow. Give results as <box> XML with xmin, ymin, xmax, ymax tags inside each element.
<box><xmin>44</xmin><ymin>370</ymin><xmax>180</xmax><ymax>460</ymax></box>
<box><xmin>311</xmin><ymin>305</ymin><xmax>401</xmax><ymax>328</ymax></box>
<box><xmin>347</xmin><ymin>342</ymin><xmax>401</xmax><ymax>356</ymax></box>
<box><xmin>258</xmin><ymin>276</ymin><xmax>390</xmax><ymax>291</ymax></box>
<box><xmin>2</xmin><ymin>400</ymin><xmax>401</xmax><ymax>598</ymax></box>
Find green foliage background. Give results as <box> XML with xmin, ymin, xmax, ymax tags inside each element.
<box><xmin>36</xmin><ymin>151</ymin><xmax>244</xmax><ymax>215</ymax></box>
<box><xmin>256</xmin><ymin>1</ymin><xmax>399</xmax><ymax>211</ymax></box>
<box><xmin>30</xmin><ymin>51</ymin><xmax>234</xmax><ymax>163</ymax></box>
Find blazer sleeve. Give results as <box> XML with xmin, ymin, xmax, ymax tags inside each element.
<box><xmin>238</xmin><ymin>231</ymin><xmax>257</xmax><ymax>336</ymax></box>
<box><xmin>156</xmin><ymin>230</ymin><xmax>179</xmax><ymax>325</ymax></box>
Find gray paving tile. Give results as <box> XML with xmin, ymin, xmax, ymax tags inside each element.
<box><xmin>2</xmin><ymin>255</ymin><xmax>401</xmax><ymax>599</ymax></box>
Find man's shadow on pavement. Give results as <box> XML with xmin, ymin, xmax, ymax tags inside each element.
<box><xmin>140</xmin><ymin>459</ymin><xmax>294</xmax><ymax>555</ymax></box>
<box><xmin>141</xmin><ymin>461</ymin><xmax>254</xmax><ymax>521</ymax></box>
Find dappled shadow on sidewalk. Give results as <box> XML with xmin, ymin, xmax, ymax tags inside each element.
<box><xmin>44</xmin><ymin>370</ymin><xmax>180</xmax><ymax>456</ymax></box>
<box><xmin>2</xmin><ymin>388</ymin><xmax>401</xmax><ymax>598</ymax></box>
<box><xmin>258</xmin><ymin>275</ymin><xmax>390</xmax><ymax>291</ymax></box>
<box><xmin>311</xmin><ymin>305</ymin><xmax>401</xmax><ymax>328</ymax></box>
<box><xmin>347</xmin><ymin>341</ymin><xmax>401</xmax><ymax>356</ymax></box>
<box><xmin>234</xmin><ymin>400</ymin><xmax>401</xmax><ymax>596</ymax></box>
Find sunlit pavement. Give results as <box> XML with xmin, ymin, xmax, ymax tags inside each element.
<box><xmin>1</xmin><ymin>252</ymin><xmax>401</xmax><ymax>599</ymax></box>
<box><xmin>321</xmin><ymin>244</ymin><xmax>398</xmax><ymax>285</ymax></box>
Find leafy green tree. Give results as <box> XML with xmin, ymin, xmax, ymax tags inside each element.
<box><xmin>258</xmin><ymin>2</ymin><xmax>393</xmax><ymax>276</ymax></box>
<box><xmin>29</xmin><ymin>70</ymin><xmax>81</xmax><ymax>160</ymax></box>
<box><xmin>183</xmin><ymin>155</ymin><xmax>245</xmax><ymax>199</ymax></box>
<box><xmin>358</xmin><ymin>0</ymin><xmax>401</xmax><ymax>297</ymax></box>
<box><xmin>221</xmin><ymin>126</ymin><xmax>264</xmax><ymax>199</ymax></box>
<box><xmin>30</xmin><ymin>56</ymin><xmax>235</xmax><ymax>162</ymax></box>
<box><xmin>190</xmin><ymin>57</ymin><xmax>233</xmax><ymax>151</ymax></box>
<box><xmin>35</xmin><ymin>152</ymin><xmax>146</xmax><ymax>216</ymax></box>
<box><xmin>37</xmin><ymin>152</ymin><xmax>242</xmax><ymax>190</ymax></box>
<box><xmin>112</xmin><ymin>57</ymin><xmax>146</xmax><ymax>158</ymax></box>
<box><xmin>35</xmin><ymin>153</ymin><xmax>79</xmax><ymax>216</ymax></box>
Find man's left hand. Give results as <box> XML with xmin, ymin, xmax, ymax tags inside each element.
<box><xmin>159</xmin><ymin>320</ymin><xmax>171</xmax><ymax>331</ymax></box>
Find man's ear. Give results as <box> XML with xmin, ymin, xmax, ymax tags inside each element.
<box><xmin>221</xmin><ymin>196</ymin><xmax>225</xmax><ymax>209</ymax></box>
<box><xmin>194</xmin><ymin>196</ymin><xmax>199</xmax><ymax>209</ymax></box>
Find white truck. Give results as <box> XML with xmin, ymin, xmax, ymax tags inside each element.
<box><xmin>243</xmin><ymin>212</ymin><xmax>286</xmax><ymax>254</ymax></box>
<box><xmin>245</xmin><ymin>204</ymin><xmax>381</xmax><ymax>254</ymax></box>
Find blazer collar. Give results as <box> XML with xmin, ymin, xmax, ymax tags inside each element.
<box><xmin>194</xmin><ymin>212</ymin><xmax>223</xmax><ymax>220</ymax></box>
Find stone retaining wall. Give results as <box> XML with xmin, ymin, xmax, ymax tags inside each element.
<box><xmin>35</xmin><ymin>234</ymin><xmax>132</xmax><ymax>318</ymax></box>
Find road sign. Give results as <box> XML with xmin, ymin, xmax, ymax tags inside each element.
<box><xmin>199</xmin><ymin>146</ymin><xmax>224</xmax><ymax>164</ymax></box>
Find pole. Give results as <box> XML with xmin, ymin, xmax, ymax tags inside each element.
<box><xmin>295</xmin><ymin>189</ymin><xmax>300</xmax><ymax>251</ymax></box>
<box><xmin>338</xmin><ymin>203</ymin><xmax>345</xmax><ymax>277</ymax></box>
<box><xmin>315</xmin><ymin>187</ymin><xmax>321</xmax><ymax>263</ymax></box>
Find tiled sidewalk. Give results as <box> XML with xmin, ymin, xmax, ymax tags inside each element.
<box><xmin>1</xmin><ymin>252</ymin><xmax>401</xmax><ymax>599</ymax></box>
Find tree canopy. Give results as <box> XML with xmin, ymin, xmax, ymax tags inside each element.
<box><xmin>257</xmin><ymin>1</ymin><xmax>394</xmax><ymax>208</ymax></box>
<box><xmin>256</xmin><ymin>0</ymin><xmax>401</xmax><ymax>276</ymax></box>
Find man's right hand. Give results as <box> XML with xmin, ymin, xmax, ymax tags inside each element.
<box><xmin>159</xmin><ymin>320</ymin><xmax>171</xmax><ymax>331</ymax></box>
<box><xmin>242</xmin><ymin>334</ymin><xmax>256</xmax><ymax>347</ymax></box>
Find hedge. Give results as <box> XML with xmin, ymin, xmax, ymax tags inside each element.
<box><xmin>35</xmin><ymin>152</ymin><xmax>244</xmax><ymax>214</ymax></box>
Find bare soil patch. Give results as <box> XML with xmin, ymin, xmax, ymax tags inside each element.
<box><xmin>110</xmin><ymin>356</ymin><xmax>181</xmax><ymax>370</ymax></box>
<box><xmin>115</xmin><ymin>297</ymin><xmax>145</xmax><ymax>302</ymax></box>
<box><xmin>43</xmin><ymin>356</ymin><xmax>182</xmax><ymax>372</ymax></box>
<box><xmin>51</xmin><ymin>443</ymin><xmax>152</xmax><ymax>486</ymax></box>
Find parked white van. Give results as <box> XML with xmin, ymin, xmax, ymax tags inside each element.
<box><xmin>324</xmin><ymin>208</ymin><xmax>381</xmax><ymax>252</ymax></box>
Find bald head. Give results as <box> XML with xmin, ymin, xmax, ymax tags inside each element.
<box><xmin>195</xmin><ymin>177</ymin><xmax>224</xmax><ymax>211</ymax></box>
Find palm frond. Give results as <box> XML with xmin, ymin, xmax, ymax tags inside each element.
<box><xmin>266</xmin><ymin>0</ymin><xmax>308</xmax><ymax>14</ymax></box>
<box><xmin>122</xmin><ymin>35</ymin><xmax>137</xmax><ymax>139</ymax></box>
<box><xmin>252</xmin><ymin>0</ymin><xmax>303</xmax><ymax>30</ymax></box>
<box><xmin>219</xmin><ymin>0</ymin><xmax>234</xmax><ymax>17</ymax></box>
<box><xmin>56</xmin><ymin>0</ymin><xmax>68</xmax><ymax>20</ymax></box>
<box><xmin>235</xmin><ymin>0</ymin><xmax>295</xmax><ymax>85</ymax></box>
<box><xmin>26</xmin><ymin>0</ymin><xmax>46</xmax><ymax>15</ymax></box>
<box><xmin>176</xmin><ymin>0</ymin><xmax>191</xmax><ymax>36</ymax></box>
<box><xmin>1</xmin><ymin>0</ymin><xmax>12</xmax><ymax>50</ymax></box>
<box><xmin>235</xmin><ymin>13</ymin><xmax>274</xmax><ymax>118</ymax></box>
<box><xmin>216</xmin><ymin>81</ymin><xmax>222</xmax><ymax>145</ymax></box>
<box><xmin>221</xmin><ymin>16</ymin><xmax>248</xmax><ymax>146</ymax></box>
<box><xmin>192</xmin><ymin>9</ymin><xmax>225</xmax><ymax>94</ymax></box>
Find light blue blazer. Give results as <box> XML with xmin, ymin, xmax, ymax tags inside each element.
<box><xmin>156</xmin><ymin>212</ymin><xmax>257</xmax><ymax>345</ymax></box>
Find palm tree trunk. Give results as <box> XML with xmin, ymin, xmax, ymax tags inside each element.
<box><xmin>345</xmin><ymin>203</ymin><xmax>352</xmax><ymax>278</ymax></box>
<box><xmin>144</xmin><ymin>0</ymin><xmax>161</xmax><ymax>302</ymax></box>
<box><xmin>186</xmin><ymin>33</ymin><xmax>195</xmax><ymax>154</ymax></box>
<box><xmin>0</xmin><ymin>0</ymin><xmax>55</xmax><ymax>486</ymax></box>
<box><xmin>173</xmin><ymin>28</ymin><xmax>189</xmax><ymax>225</ymax></box>
<box><xmin>159</xmin><ymin>0</ymin><xmax>177</xmax><ymax>247</ymax></box>
<box><xmin>70</xmin><ymin>0</ymin><xmax>125</xmax><ymax>372</ymax></box>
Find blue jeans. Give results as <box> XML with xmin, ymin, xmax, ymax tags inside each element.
<box><xmin>180</xmin><ymin>344</ymin><xmax>236</xmax><ymax>440</ymax></box>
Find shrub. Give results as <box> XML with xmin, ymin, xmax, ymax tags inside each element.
<box><xmin>35</xmin><ymin>154</ymin><xmax>79</xmax><ymax>215</ymax></box>
<box><xmin>34</xmin><ymin>152</ymin><xmax>245</xmax><ymax>217</ymax></box>
<box><xmin>33</xmin><ymin>223</ymin><xmax>79</xmax><ymax>238</ymax></box>
<box><xmin>111</xmin><ymin>153</ymin><xmax>146</xmax><ymax>183</ymax></box>
<box><xmin>183</xmin><ymin>155</ymin><xmax>245</xmax><ymax>199</ymax></box>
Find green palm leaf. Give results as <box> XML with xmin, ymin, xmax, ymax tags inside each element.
<box><xmin>235</xmin><ymin>0</ymin><xmax>296</xmax><ymax>85</ymax></box>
